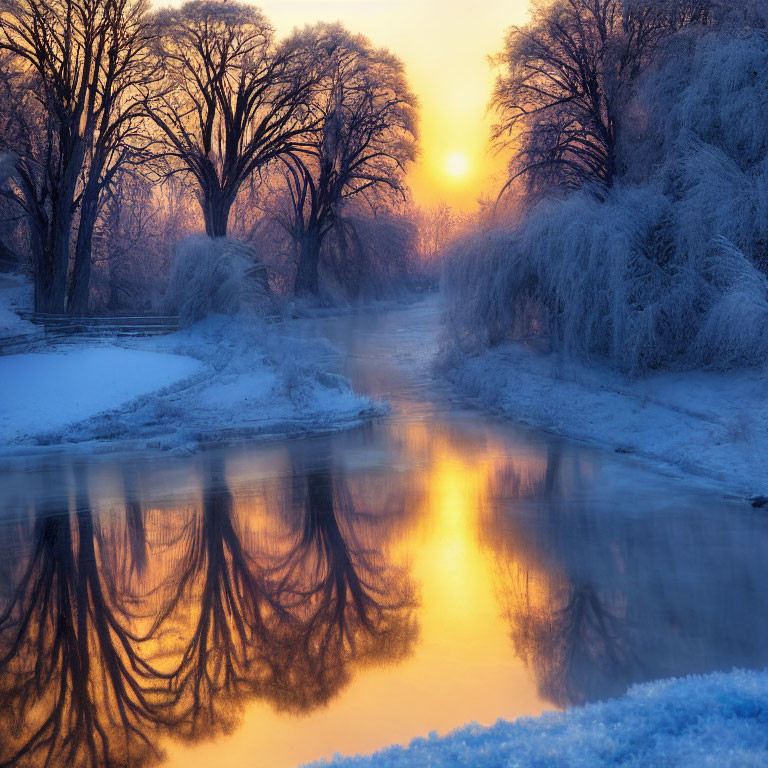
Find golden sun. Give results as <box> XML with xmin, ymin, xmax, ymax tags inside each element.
<box><xmin>445</xmin><ymin>152</ymin><xmax>470</xmax><ymax>179</ymax></box>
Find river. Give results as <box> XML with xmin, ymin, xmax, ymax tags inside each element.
<box><xmin>0</xmin><ymin>297</ymin><xmax>766</xmax><ymax>768</ymax></box>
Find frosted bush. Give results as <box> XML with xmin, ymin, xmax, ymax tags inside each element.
<box><xmin>444</xmin><ymin>29</ymin><xmax>768</xmax><ymax>375</ymax></box>
<box><xmin>443</xmin><ymin>185</ymin><xmax>768</xmax><ymax>374</ymax></box>
<box><xmin>165</xmin><ymin>236</ymin><xmax>272</xmax><ymax>325</ymax></box>
<box><xmin>631</xmin><ymin>31</ymin><xmax>768</xmax><ymax>175</ymax></box>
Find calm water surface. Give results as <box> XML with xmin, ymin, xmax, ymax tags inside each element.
<box><xmin>0</xmin><ymin>298</ymin><xmax>766</xmax><ymax>768</ymax></box>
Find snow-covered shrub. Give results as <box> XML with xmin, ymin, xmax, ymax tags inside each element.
<box><xmin>623</xmin><ymin>31</ymin><xmax>768</xmax><ymax>178</ymax></box>
<box><xmin>445</xmin><ymin>29</ymin><xmax>768</xmax><ymax>375</ymax></box>
<box><xmin>443</xmin><ymin>185</ymin><xmax>768</xmax><ymax>374</ymax></box>
<box><xmin>165</xmin><ymin>236</ymin><xmax>272</xmax><ymax>325</ymax></box>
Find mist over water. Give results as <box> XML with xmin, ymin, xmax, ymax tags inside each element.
<box><xmin>0</xmin><ymin>300</ymin><xmax>766</xmax><ymax>768</ymax></box>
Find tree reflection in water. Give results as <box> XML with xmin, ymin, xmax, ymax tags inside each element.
<box><xmin>0</xmin><ymin>466</ymin><xmax>174</xmax><ymax>768</ymax></box>
<box><xmin>147</xmin><ymin>454</ymin><xmax>286</xmax><ymax>739</ymax></box>
<box><xmin>507</xmin><ymin>572</ymin><xmax>639</xmax><ymax>707</ymax></box>
<box><xmin>484</xmin><ymin>445</ymin><xmax>768</xmax><ymax>708</ymax></box>
<box><xmin>266</xmin><ymin>455</ymin><xmax>418</xmax><ymax>711</ymax></box>
<box><xmin>0</xmin><ymin>452</ymin><xmax>417</xmax><ymax>767</ymax></box>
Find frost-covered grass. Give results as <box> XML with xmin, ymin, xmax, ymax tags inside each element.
<box><xmin>311</xmin><ymin>669</ymin><xmax>768</xmax><ymax>768</ymax></box>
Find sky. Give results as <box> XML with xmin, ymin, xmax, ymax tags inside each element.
<box><xmin>255</xmin><ymin>0</ymin><xmax>531</xmax><ymax>210</ymax></box>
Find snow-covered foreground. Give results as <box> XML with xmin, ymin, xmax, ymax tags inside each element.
<box><xmin>312</xmin><ymin>670</ymin><xmax>768</xmax><ymax>768</ymax></box>
<box><xmin>443</xmin><ymin>343</ymin><xmax>768</xmax><ymax>497</ymax></box>
<box><xmin>0</xmin><ymin>280</ymin><xmax>382</xmax><ymax>454</ymax></box>
<box><xmin>0</xmin><ymin>347</ymin><xmax>202</xmax><ymax>444</ymax></box>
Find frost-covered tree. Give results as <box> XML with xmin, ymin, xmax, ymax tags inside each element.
<box><xmin>322</xmin><ymin>208</ymin><xmax>418</xmax><ymax>299</ymax></box>
<box><xmin>492</xmin><ymin>0</ymin><xmax>711</xmax><ymax>199</ymax></box>
<box><xmin>446</xmin><ymin>22</ymin><xmax>768</xmax><ymax>374</ymax></box>
<box><xmin>278</xmin><ymin>23</ymin><xmax>418</xmax><ymax>296</ymax></box>
<box><xmin>146</xmin><ymin>1</ymin><xmax>318</xmax><ymax>239</ymax></box>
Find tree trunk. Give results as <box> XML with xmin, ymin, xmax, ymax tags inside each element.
<box><xmin>50</xmin><ymin>199</ymin><xmax>72</xmax><ymax>313</ymax></box>
<box><xmin>29</xmin><ymin>221</ymin><xmax>51</xmax><ymax>312</ymax></box>
<box><xmin>294</xmin><ymin>229</ymin><xmax>322</xmax><ymax>296</ymax></box>
<box><xmin>50</xmin><ymin>137</ymin><xmax>86</xmax><ymax>313</ymax></box>
<box><xmin>202</xmin><ymin>189</ymin><xmax>234</xmax><ymax>238</ymax></box>
<box><xmin>68</xmin><ymin>184</ymin><xmax>100</xmax><ymax>316</ymax></box>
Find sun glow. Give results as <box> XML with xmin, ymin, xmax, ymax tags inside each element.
<box><xmin>445</xmin><ymin>152</ymin><xmax>470</xmax><ymax>179</ymax></box>
<box><xmin>249</xmin><ymin>0</ymin><xmax>531</xmax><ymax>210</ymax></box>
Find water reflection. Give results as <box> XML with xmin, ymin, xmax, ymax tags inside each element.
<box><xmin>1</xmin><ymin>406</ymin><xmax>768</xmax><ymax>768</ymax></box>
<box><xmin>266</xmin><ymin>453</ymin><xmax>417</xmax><ymax>712</ymax></box>
<box><xmin>0</xmin><ymin>452</ymin><xmax>418</xmax><ymax>768</ymax></box>
<box><xmin>0</xmin><ymin>465</ymin><xmax>170</xmax><ymax>768</ymax></box>
<box><xmin>485</xmin><ymin>445</ymin><xmax>768</xmax><ymax>707</ymax></box>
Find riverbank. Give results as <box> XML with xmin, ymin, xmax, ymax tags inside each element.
<box><xmin>0</xmin><ymin>278</ymin><xmax>383</xmax><ymax>455</ymax></box>
<box><xmin>442</xmin><ymin>341</ymin><xmax>768</xmax><ymax>498</ymax></box>
<box><xmin>312</xmin><ymin>669</ymin><xmax>768</xmax><ymax>767</ymax></box>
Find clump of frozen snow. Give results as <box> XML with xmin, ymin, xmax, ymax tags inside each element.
<box><xmin>311</xmin><ymin>669</ymin><xmax>768</xmax><ymax>767</ymax></box>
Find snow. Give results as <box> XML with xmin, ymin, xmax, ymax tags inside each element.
<box><xmin>310</xmin><ymin>669</ymin><xmax>768</xmax><ymax>768</ymax></box>
<box><xmin>442</xmin><ymin>340</ymin><xmax>768</xmax><ymax>497</ymax></box>
<box><xmin>0</xmin><ymin>314</ymin><xmax>382</xmax><ymax>453</ymax></box>
<box><xmin>0</xmin><ymin>269</ymin><xmax>382</xmax><ymax>454</ymax></box>
<box><xmin>0</xmin><ymin>347</ymin><xmax>203</xmax><ymax>444</ymax></box>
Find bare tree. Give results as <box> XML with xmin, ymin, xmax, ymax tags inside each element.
<box><xmin>0</xmin><ymin>0</ymin><xmax>155</xmax><ymax>313</ymax></box>
<box><xmin>492</xmin><ymin>0</ymin><xmax>711</xmax><ymax>199</ymax></box>
<box><xmin>67</xmin><ymin>0</ymin><xmax>157</xmax><ymax>315</ymax></box>
<box><xmin>278</xmin><ymin>23</ymin><xmax>418</xmax><ymax>296</ymax></box>
<box><xmin>145</xmin><ymin>0</ymin><xmax>318</xmax><ymax>239</ymax></box>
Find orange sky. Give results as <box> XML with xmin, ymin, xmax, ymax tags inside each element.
<box><xmin>257</xmin><ymin>0</ymin><xmax>531</xmax><ymax>210</ymax></box>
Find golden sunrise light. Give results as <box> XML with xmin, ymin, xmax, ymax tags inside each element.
<box><xmin>1</xmin><ymin>0</ymin><xmax>765</xmax><ymax>764</ymax></box>
<box><xmin>250</xmin><ymin>0</ymin><xmax>531</xmax><ymax>211</ymax></box>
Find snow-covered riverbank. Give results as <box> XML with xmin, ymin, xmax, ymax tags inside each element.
<box><xmin>443</xmin><ymin>342</ymin><xmax>768</xmax><ymax>498</ymax></box>
<box><xmin>0</xmin><ymin>279</ymin><xmax>383</xmax><ymax>455</ymax></box>
<box><xmin>312</xmin><ymin>669</ymin><xmax>768</xmax><ymax>768</ymax></box>
<box><xmin>0</xmin><ymin>347</ymin><xmax>203</xmax><ymax>444</ymax></box>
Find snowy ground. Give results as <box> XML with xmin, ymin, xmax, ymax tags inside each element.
<box><xmin>0</xmin><ymin>347</ymin><xmax>202</xmax><ymax>444</ymax></box>
<box><xmin>0</xmin><ymin>278</ymin><xmax>382</xmax><ymax>454</ymax></box>
<box><xmin>443</xmin><ymin>342</ymin><xmax>768</xmax><ymax>498</ymax></box>
<box><xmin>311</xmin><ymin>670</ymin><xmax>768</xmax><ymax>768</ymax></box>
